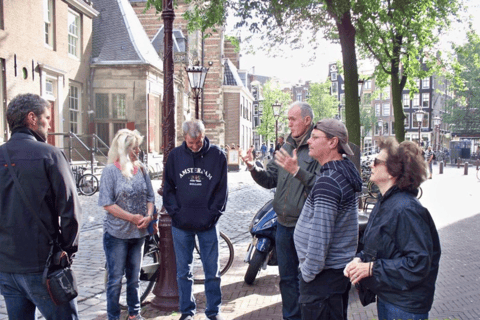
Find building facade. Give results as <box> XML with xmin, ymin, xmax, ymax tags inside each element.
<box><xmin>0</xmin><ymin>0</ymin><xmax>98</xmax><ymax>146</ymax></box>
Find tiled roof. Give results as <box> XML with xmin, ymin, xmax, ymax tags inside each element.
<box><xmin>151</xmin><ymin>27</ymin><xmax>186</xmax><ymax>54</ymax></box>
<box><xmin>92</xmin><ymin>0</ymin><xmax>162</xmax><ymax>70</ymax></box>
<box><xmin>223</xmin><ymin>59</ymin><xmax>244</xmax><ymax>87</ymax></box>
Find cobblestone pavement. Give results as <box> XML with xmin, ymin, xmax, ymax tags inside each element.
<box><xmin>1</xmin><ymin>164</ymin><xmax>479</xmax><ymax>319</ymax></box>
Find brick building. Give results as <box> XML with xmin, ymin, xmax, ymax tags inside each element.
<box><xmin>0</xmin><ymin>0</ymin><xmax>98</xmax><ymax>146</ymax></box>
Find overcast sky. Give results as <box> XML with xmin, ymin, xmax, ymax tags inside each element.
<box><xmin>227</xmin><ymin>1</ymin><xmax>480</xmax><ymax>85</ymax></box>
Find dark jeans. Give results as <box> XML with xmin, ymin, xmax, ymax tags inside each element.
<box><xmin>298</xmin><ymin>268</ymin><xmax>350</xmax><ymax>320</ymax></box>
<box><xmin>0</xmin><ymin>271</ymin><xmax>78</xmax><ymax>320</ymax></box>
<box><xmin>103</xmin><ymin>232</ymin><xmax>145</xmax><ymax>320</ymax></box>
<box><xmin>172</xmin><ymin>225</ymin><xmax>221</xmax><ymax>318</ymax></box>
<box><xmin>276</xmin><ymin>224</ymin><xmax>301</xmax><ymax>320</ymax></box>
<box><xmin>377</xmin><ymin>298</ymin><xmax>428</xmax><ymax>320</ymax></box>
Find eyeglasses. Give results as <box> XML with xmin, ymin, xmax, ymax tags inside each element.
<box><xmin>373</xmin><ymin>158</ymin><xmax>387</xmax><ymax>167</ymax></box>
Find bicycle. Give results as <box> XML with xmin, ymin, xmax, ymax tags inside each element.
<box><xmin>71</xmin><ymin>166</ymin><xmax>99</xmax><ymax>196</ymax></box>
<box><xmin>105</xmin><ymin>231</ymin><xmax>234</xmax><ymax>308</ymax></box>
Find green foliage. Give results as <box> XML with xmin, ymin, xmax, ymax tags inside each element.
<box><xmin>354</xmin><ymin>0</ymin><xmax>461</xmax><ymax>142</ymax></box>
<box><xmin>225</xmin><ymin>35</ymin><xmax>241</xmax><ymax>53</ymax></box>
<box><xmin>443</xmin><ymin>28</ymin><xmax>480</xmax><ymax>135</ymax></box>
<box><xmin>307</xmin><ymin>81</ymin><xmax>338</xmax><ymax>122</ymax></box>
<box><xmin>359</xmin><ymin>93</ymin><xmax>377</xmax><ymax>143</ymax></box>
<box><xmin>257</xmin><ymin>81</ymin><xmax>291</xmax><ymax>142</ymax></box>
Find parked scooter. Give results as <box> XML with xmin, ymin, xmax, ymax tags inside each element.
<box><xmin>244</xmin><ymin>198</ymin><xmax>277</xmax><ymax>285</ymax></box>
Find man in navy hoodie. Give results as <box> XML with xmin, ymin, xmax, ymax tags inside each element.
<box><xmin>163</xmin><ymin>120</ymin><xmax>228</xmax><ymax>320</ymax></box>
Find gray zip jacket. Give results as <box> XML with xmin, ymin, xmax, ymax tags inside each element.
<box><xmin>250</xmin><ymin>125</ymin><xmax>320</xmax><ymax>227</ymax></box>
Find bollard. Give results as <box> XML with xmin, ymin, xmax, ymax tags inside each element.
<box><xmin>151</xmin><ymin>211</ymin><xmax>179</xmax><ymax>311</ymax></box>
<box><xmin>464</xmin><ymin>162</ymin><xmax>469</xmax><ymax>175</ymax></box>
<box><xmin>439</xmin><ymin>161</ymin><xmax>444</xmax><ymax>174</ymax></box>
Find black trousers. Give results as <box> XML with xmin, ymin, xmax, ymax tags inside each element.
<box><xmin>299</xmin><ymin>268</ymin><xmax>351</xmax><ymax>320</ymax></box>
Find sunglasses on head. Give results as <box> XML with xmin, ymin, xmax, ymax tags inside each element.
<box><xmin>373</xmin><ymin>158</ymin><xmax>387</xmax><ymax>167</ymax></box>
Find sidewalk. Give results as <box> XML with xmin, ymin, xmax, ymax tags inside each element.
<box><xmin>1</xmin><ymin>165</ymin><xmax>479</xmax><ymax>319</ymax></box>
<box><xmin>100</xmin><ymin>164</ymin><xmax>480</xmax><ymax>320</ymax></box>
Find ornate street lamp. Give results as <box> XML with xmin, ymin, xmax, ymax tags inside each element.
<box><xmin>433</xmin><ymin>116</ymin><xmax>442</xmax><ymax>151</ymax></box>
<box><xmin>272</xmin><ymin>100</ymin><xmax>281</xmax><ymax>147</ymax></box>
<box><xmin>415</xmin><ymin>109</ymin><xmax>425</xmax><ymax>146</ymax></box>
<box><xmin>186</xmin><ymin>63</ymin><xmax>210</xmax><ymax>119</ymax></box>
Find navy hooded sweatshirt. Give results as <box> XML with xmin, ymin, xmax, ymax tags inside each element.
<box><xmin>163</xmin><ymin>136</ymin><xmax>228</xmax><ymax>231</ymax></box>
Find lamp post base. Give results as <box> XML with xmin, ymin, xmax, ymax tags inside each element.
<box><xmin>151</xmin><ymin>212</ymin><xmax>179</xmax><ymax>312</ymax></box>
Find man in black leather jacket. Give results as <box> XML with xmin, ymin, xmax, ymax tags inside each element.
<box><xmin>0</xmin><ymin>94</ymin><xmax>81</xmax><ymax>319</ymax></box>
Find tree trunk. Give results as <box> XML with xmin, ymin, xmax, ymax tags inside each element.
<box><xmin>391</xmin><ymin>35</ymin><xmax>406</xmax><ymax>142</ymax></box>
<box><xmin>337</xmin><ymin>11</ymin><xmax>360</xmax><ymax>148</ymax></box>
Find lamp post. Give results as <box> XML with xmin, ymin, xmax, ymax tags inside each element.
<box><xmin>185</xmin><ymin>63</ymin><xmax>210</xmax><ymax>119</ymax></box>
<box><xmin>415</xmin><ymin>109</ymin><xmax>425</xmax><ymax>146</ymax></box>
<box><xmin>433</xmin><ymin>116</ymin><xmax>442</xmax><ymax>151</ymax></box>
<box><xmin>272</xmin><ymin>100</ymin><xmax>281</xmax><ymax>147</ymax></box>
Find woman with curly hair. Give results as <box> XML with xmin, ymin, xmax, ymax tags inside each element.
<box><xmin>344</xmin><ymin>137</ymin><xmax>441</xmax><ymax>320</ymax></box>
<box><xmin>98</xmin><ymin>129</ymin><xmax>156</xmax><ymax>320</ymax></box>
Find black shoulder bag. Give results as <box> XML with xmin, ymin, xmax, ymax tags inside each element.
<box><xmin>2</xmin><ymin>146</ymin><xmax>78</xmax><ymax>306</ymax></box>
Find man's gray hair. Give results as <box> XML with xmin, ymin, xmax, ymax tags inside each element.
<box><xmin>290</xmin><ymin>101</ymin><xmax>314</xmax><ymax>121</ymax></box>
<box><xmin>6</xmin><ymin>93</ymin><xmax>50</xmax><ymax>132</ymax></box>
<box><xmin>182</xmin><ymin>119</ymin><xmax>205</xmax><ymax>138</ymax></box>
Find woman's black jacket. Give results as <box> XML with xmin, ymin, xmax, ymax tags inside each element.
<box><xmin>359</xmin><ymin>186</ymin><xmax>441</xmax><ymax>314</ymax></box>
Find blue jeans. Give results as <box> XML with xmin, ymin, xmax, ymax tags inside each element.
<box><xmin>0</xmin><ymin>271</ymin><xmax>78</xmax><ymax>320</ymax></box>
<box><xmin>377</xmin><ymin>298</ymin><xmax>428</xmax><ymax>320</ymax></box>
<box><xmin>103</xmin><ymin>232</ymin><xmax>145</xmax><ymax>320</ymax></box>
<box><xmin>172</xmin><ymin>225</ymin><xmax>221</xmax><ymax>318</ymax></box>
<box><xmin>276</xmin><ymin>224</ymin><xmax>301</xmax><ymax>320</ymax></box>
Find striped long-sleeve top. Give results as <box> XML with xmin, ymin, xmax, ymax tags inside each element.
<box><xmin>294</xmin><ymin>157</ymin><xmax>363</xmax><ymax>282</ymax></box>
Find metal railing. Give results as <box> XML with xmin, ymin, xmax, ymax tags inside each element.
<box><xmin>49</xmin><ymin>132</ymin><xmax>110</xmax><ymax>174</ymax></box>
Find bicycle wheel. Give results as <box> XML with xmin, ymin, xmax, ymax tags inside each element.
<box><xmin>78</xmin><ymin>174</ymin><xmax>99</xmax><ymax>196</ymax></box>
<box><xmin>192</xmin><ymin>231</ymin><xmax>234</xmax><ymax>284</ymax></box>
<box><xmin>104</xmin><ymin>236</ymin><xmax>160</xmax><ymax>309</ymax></box>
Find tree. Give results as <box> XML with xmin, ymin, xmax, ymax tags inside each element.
<box><xmin>354</xmin><ymin>0</ymin><xmax>460</xmax><ymax>142</ymax></box>
<box><xmin>146</xmin><ymin>0</ymin><xmax>362</xmax><ymax>150</ymax></box>
<box><xmin>307</xmin><ymin>81</ymin><xmax>339</xmax><ymax>121</ymax></box>
<box><xmin>256</xmin><ymin>81</ymin><xmax>291</xmax><ymax>142</ymax></box>
<box><xmin>443</xmin><ymin>28</ymin><xmax>480</xmax><ymax>135</ymax></box>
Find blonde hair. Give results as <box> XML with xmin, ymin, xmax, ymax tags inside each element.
<box><xmin>108</xmin><ymin>129</ymin><xmax>144</xmax><ymax>179</ymax></box>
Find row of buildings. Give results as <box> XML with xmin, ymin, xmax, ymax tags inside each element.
<box><xmin>1</xmin><ymin>0</ymin><xmax>458</xmax><ymax>161</ymax></box>
<box><xmin>0</xmin><ymin>0</ymin><xmax>262</xmax><ymax>161</ymax></box>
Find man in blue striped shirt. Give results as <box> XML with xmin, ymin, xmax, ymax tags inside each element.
<box><xmin>293</xmin><ymin>118</ymin><xmax>362</xmax><ymax>320</ymax></box>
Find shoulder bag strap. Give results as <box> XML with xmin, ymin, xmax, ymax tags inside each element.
<box><xmin>1</xmin><ymin>146</ymin><xmax>55</xmax><ymax>282</ymax></box>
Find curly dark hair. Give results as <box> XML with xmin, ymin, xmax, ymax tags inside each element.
<box><xmin>379</xmin><ymin>137</ymin><xmax>427</xmax><ymax>191</ymax></box>
<box><xmin>6</xmin><ymin>93</ymin><xmax>49</xmax><ymax>132</ymax></box>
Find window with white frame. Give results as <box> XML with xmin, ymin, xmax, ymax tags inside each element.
<box><xmin>44</xmin><ymin>0</ymin><xmax>54</xmax><ymax>47</ymax></box>
<box><xmin>112</xmin><ymin>94</ymin><xmax>126</xmax><ymax>119</ymax></box>
<box><xmin>296</xmin><ymin>93</ymin><xmax>302</xmax><ymax>102</ymax></box>
<box><xmin>46</xmin><ymin>80</ymin><xmax>54</xmax><ymax>96</ymax></box>
<box><xmin>68</xmin><ymin>11</ymin><xmax>80</xmax><ymax>58</ymax></box>
<box><xmin>331</xmin><ymin>72</ymin><xmax>337</xmax><ymax>81</ymax></box>
<box><xmin>414</xmin><ymin>78</ymin><xmax>420</xmax><ymax>88</ymax></box>
<box><xmin>382</xmin><ymin>103</ymin><xmax>390</xmax><ymax>116</ymax></box>
<box><xmin>422</xmin><ymin>93</ymin><xmax>430</xmax><ymax>108</ymax></box>
<box><xmin>365</xmin><ymin>80</ymin><xmax>372</xmax><ymax>89</ymax></box>
<box><xmin>95</xmin><ymin>93</ymin><xmax>109</xmax><ymax>119</ymax></box>
<box><xmin>413</xmin><ymin>94</ymin><xmax>420</xmax><ymax>108</ymax></box>
<box><xmin>375</xmin><ymin>103</ymin><xmax>381</xmax><ymax>116</ymax></box>
<box><xmin>383</xmin><ymin>122</ymin><xmax>389</xmax><ymax>135</ymax></box>
<box><xmin>422</xmin><ymin>78</ymin><xmax>430</xmax><ymax>89</ymax></box>
<box><xmin>404</xmin><ymin>114</ymin><xmax>410</xmax><ymax>128</ymax></box>
<box><xmin>403</xmin><ymin>94</ymin><xmax>410</xmax><ymax>108</ymax></box>
<box><xmin>69</xmin><ymin>85</ymin><xmax>80</xmax><ymax>133</ymax></box>
<box><xmin>331</xmin><ymin>82</ymin><xmax>338</xmax><ymax>94</ymax></box>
